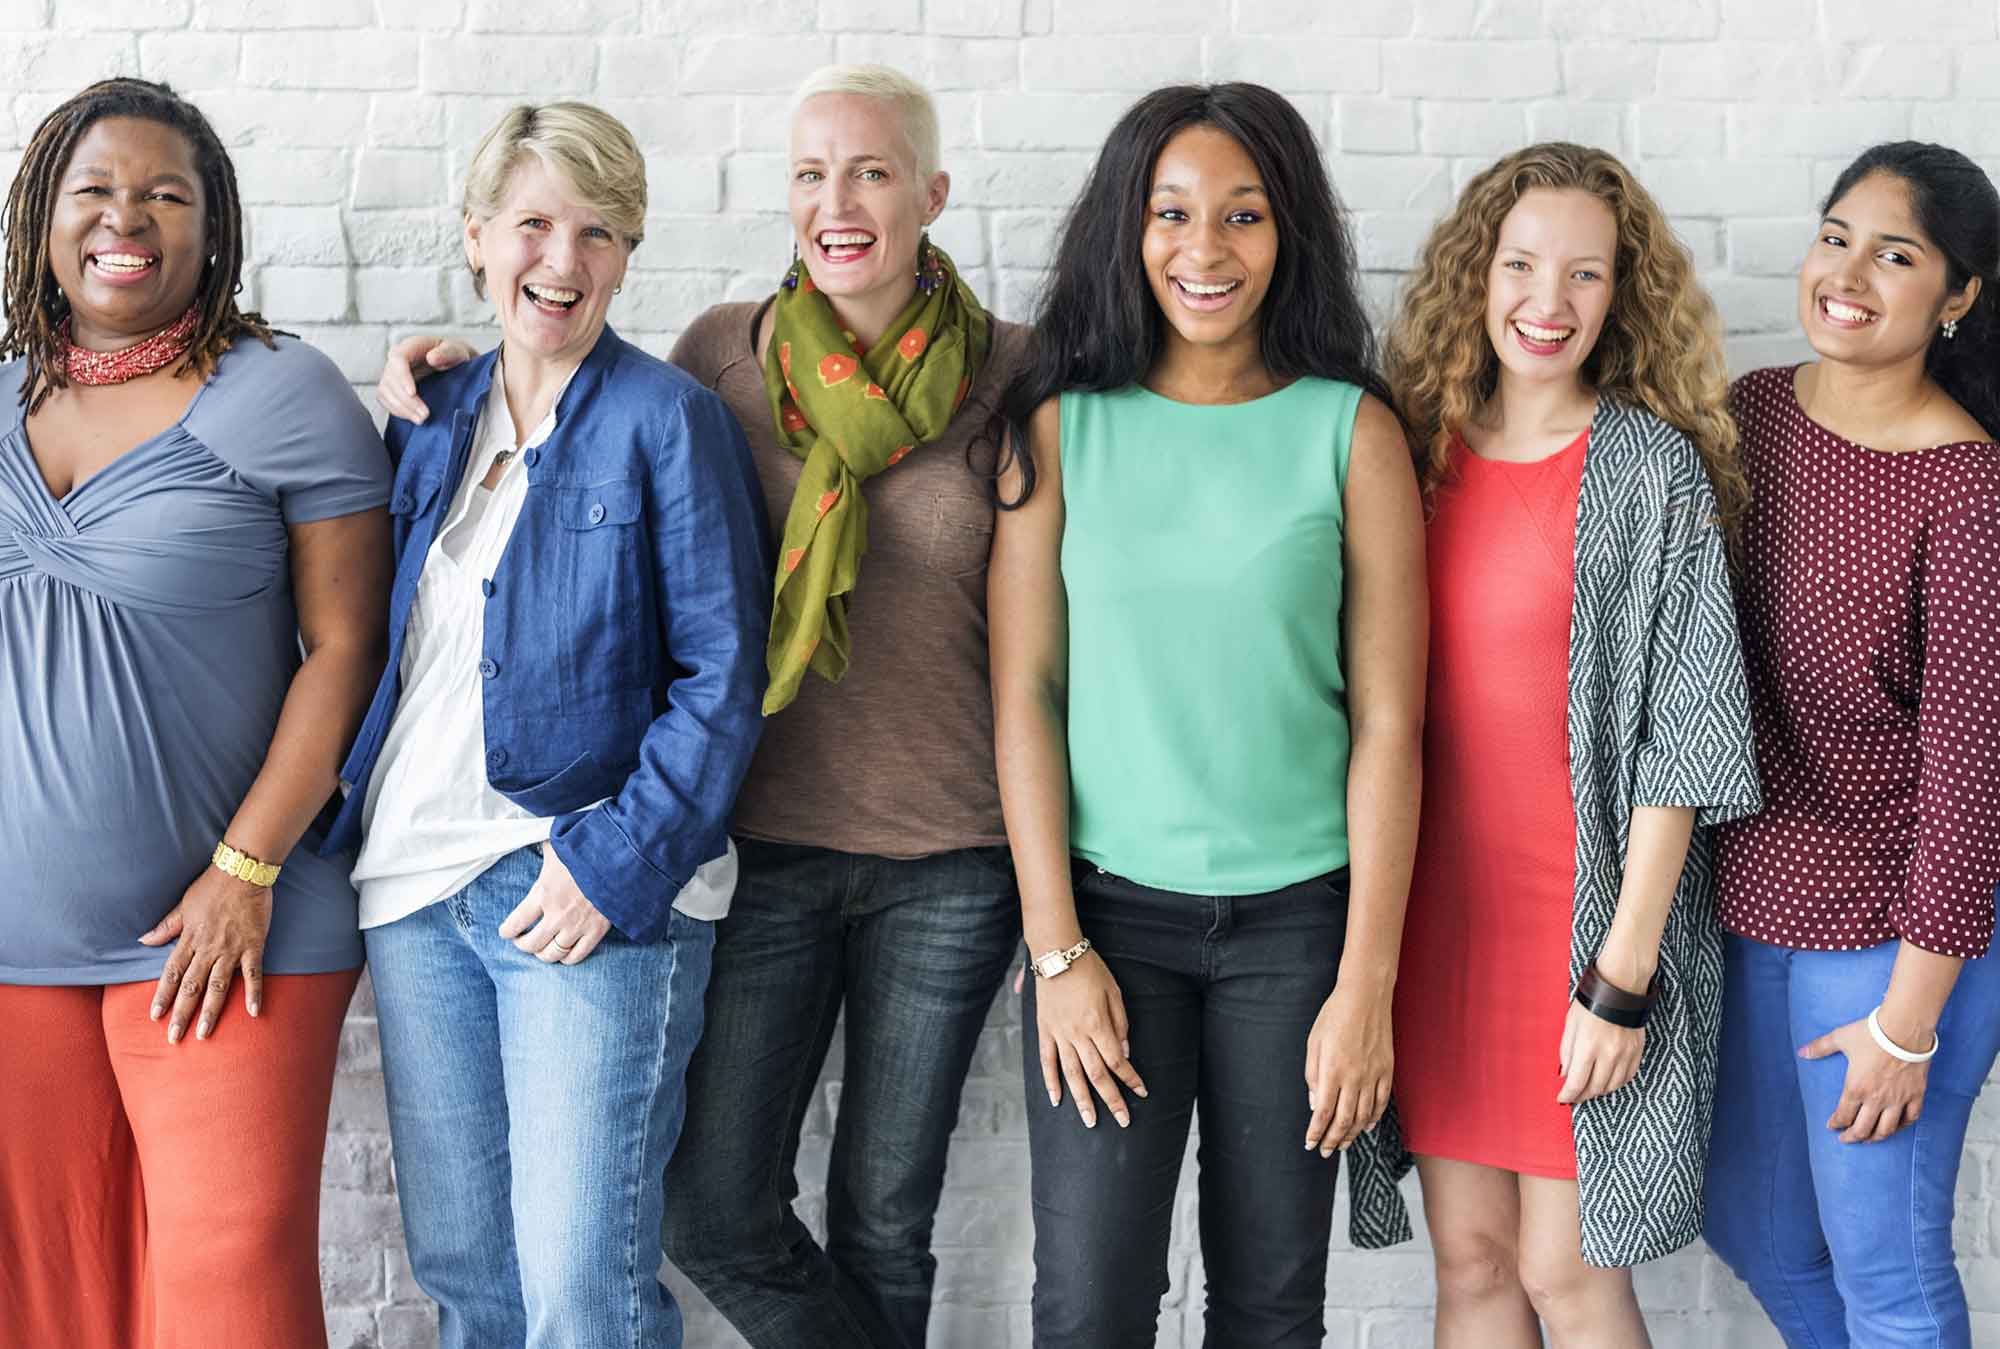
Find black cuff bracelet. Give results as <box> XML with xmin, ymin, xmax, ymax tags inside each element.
<box><xmin>1573</xmin><ymin>961</ymin><xmax>1657</xmax><ymax>1029</ymax></box>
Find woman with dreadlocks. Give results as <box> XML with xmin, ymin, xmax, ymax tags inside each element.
<box><xmin>0</xmin><ymin>79</ymin><xmax>391</xmax><ymax>1348</ymax></box>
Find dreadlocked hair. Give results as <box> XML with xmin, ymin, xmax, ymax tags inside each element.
<box><xmin>2</xmin><ymin>77</ymin><xmax>274</xmax><ymax>413</ymax></box>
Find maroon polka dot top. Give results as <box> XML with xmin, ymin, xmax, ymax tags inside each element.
<box><xmin>1715</xmin><ymin>367</ymin><xmax>2000</xmax><ymax>959</ymax></box>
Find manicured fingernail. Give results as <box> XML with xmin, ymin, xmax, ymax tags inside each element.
<box><xmin>1114</xmin><ymin>1112</ymin><xmax>1129</xmax><ymax>1128</ymax></box>
<box><xmin>150</xmin><ymin>1003</ymin><xmax>163</xmax><ymax>1020</ymax></box>
<box><xmin>196</xmin><ymin>1021</ymin><xmax>210</xmax><ymax>1040</ymax></box>
<box><xmin>1303</xmin><ymin>1139</ymin><xmax>1316</xmax><ymax>1151</ymax></box>
<box><xmin>167</xmin><ymin>1023</ymin><xmax>182</xmax><ymax>1044</ymax></box>
<box><xmin>1321</xmin><ymin>1147</ymin><xmax>1334</xmax><ymax>1158</ymax></box>
<box><xmin>1083</xmin><ymin>1116</ymin><xmax>1097</xmax><ymax>1129</ymax></box>
<box><xmin>248</xmin><ymin>1001</ymin><xmax>260</xmax><ymax>1017</ymax></box>
<box><xmin>1049</xmin><ymin>1093</ymin><xmax>1060</xmax><ymax>1107</ymax></box>
<box><xmin>1133</xmin><ymin>1085</ymin><xmax>1147</xmax><ymax>1098</ymax></box>
<box><xmin>1121</xmin><ymin>1040</ymin><xmax>1130</xmax><ymax>1058</ymax></box>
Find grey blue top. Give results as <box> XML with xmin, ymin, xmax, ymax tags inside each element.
<box><xmin>0</xmin><ymin>335</ymin><xmax>391</xmax><ymax>986</ymax></box>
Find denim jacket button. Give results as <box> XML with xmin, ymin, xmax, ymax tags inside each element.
<box><xmin>524</xmin><ymin>447</ymin><xmax>541</xmax><ymax>468</ymax></box>
<box><xmin>481</xmin><ymin>578</ymin><xmax>495</xmax><ymax>597</ymax></box>
<box><xmin>587</xmin><ymin>502</ymin><xmax>606</xmax><ymax>525</ymax></box>
<box><xmin>486</xmin><ymin>747</ymin><xmax>507</xmax><ymax>770</ymax></box>
<box><xmin>478</xmin><ymin>658</ymin><xmax>498</xmax><ymax>678</ymax></box>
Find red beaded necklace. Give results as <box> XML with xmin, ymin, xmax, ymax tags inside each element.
<box><xmin>57</xmin><ymin>305</ymin><xmax>200</xmax><ymax>386</ymax></box>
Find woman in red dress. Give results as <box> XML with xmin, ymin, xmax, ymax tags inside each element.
<box><xmin>1381</xmin><ymin>144</ymin><xmax>1760</xmax><ymax>1347</ymax></box>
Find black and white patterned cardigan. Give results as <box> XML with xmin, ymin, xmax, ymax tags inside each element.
<box><xmin>1344</xmin><ymin>394</ymin><xmax>1763</xmax><ymax>1268</ymax></box>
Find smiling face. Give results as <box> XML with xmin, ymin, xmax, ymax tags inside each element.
<box><xmin>1800</xmin><ymin>170</ymin><xmax>1979</xmax><ymax>369</ymax></box>
<box><xmin>789</xmin><ymin>92</ymin><xmax>946</xmax><ymax>320</ymax></box>
<box><xmin>47</xmin><ymin>116</ymin><xmax>208</xmax><ymax>351</ymax></box>
<box><xmin>1482</xmin><ymin>186</ymin><xmax>1618</xmax><ymax>394</ymax></box>
<box><xmin>1140</xmin><ymin>124</ymin><xmax>1278</xmax><ymax>362</ymax></box>
<box><xmin>465</xmin><ymin>153</ymin><xmax>629</xmax><ymax>369</ymax></box>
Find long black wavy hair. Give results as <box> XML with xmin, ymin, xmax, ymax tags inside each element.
<box><xmin>1823</xmin><ymin>141</ymin><xmax>2000</xmax><ymax>439</ymax></box>
<box><xmin>998</xmin><ymin>82</ymin><xmax>1390</xmax><ymax>505</ymax></box>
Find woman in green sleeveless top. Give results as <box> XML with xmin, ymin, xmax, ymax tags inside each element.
<box><xmin>990</xmin><ymin>84</ymin><xmax>1428</xmax><ymax>1346</ymax></box>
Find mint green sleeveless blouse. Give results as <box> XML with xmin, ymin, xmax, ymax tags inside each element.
<box><xmin>1060</xmin><ymin>377</ymin><xmax>1361</xmax><ymax>895</ymax></box>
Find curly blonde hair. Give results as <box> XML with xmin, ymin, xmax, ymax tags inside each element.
<box><xmin>1386</xmin><ymin>142</ymin><xmax>1747</xmax><ymax>538</ymax></box>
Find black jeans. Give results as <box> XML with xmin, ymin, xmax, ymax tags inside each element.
<box><xmin>1023</xmin><ymin>862</ymin><xmax>1350</xmax><ymax>1348</ymax></box>
<box><xmin>661</xmin><ymin>838</ymin><xmax>1019</xmax><ymax>1348</ymax></box>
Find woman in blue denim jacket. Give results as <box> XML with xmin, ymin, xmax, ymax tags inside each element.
<box><xmin>321</xmin><ymin>103</ymin><xmax>769</xmax><ymax>1349</ymax></box>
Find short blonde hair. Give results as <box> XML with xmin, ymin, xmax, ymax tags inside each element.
<box><xmin>790</xmin><ymin>64</ymin><xmax>940</xmax><ymax>181</ymax></box>
<box><xmin>462</xmin><ymin>102</ymin><xmax>646</xmax><ymax>291</ymax></box>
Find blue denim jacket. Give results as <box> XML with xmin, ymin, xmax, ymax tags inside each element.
<box><xmin>324</xmin><ymin>326</ymin><xmax>772</xmax><ymax>942</ymax></box>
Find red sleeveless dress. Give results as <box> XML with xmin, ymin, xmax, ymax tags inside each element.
<box><xmin>1393</xmin><ymin>430</ymin><xmax>1587</xmax><ymax>1179</ymax></box>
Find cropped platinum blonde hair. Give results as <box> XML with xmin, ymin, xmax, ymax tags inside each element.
<box><xmin>790</xmin><ymin>64</ymin><xmax>941</xmax><ymax>181</ymax></box>
<box><xmin>462</xmin><ymin>102</ymin><xmax>646</xmax><ymax>293</ymax></box>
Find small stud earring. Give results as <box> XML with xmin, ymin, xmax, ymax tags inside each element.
<box><xmin>1943</xmin><ymin>317</ymin><xmax>1959</xmax><ymax>339</ymax></box>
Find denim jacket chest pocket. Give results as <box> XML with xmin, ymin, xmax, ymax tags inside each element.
<box><xmin>545</xmin><ymin>474</ymin><xmax>653</xmax><ymax>699</ymax></box>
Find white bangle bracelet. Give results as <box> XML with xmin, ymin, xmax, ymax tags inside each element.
<box><xmin>1867</xmin><ymin>1005</ymin><xmax>1940</xmax><ymax>1064</ymax></box>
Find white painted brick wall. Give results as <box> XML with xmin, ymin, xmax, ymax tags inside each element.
<box><xmin>9</xmin><ymin>1</ymin><xmax>1998</xmax><ymax>1344</ymax></box>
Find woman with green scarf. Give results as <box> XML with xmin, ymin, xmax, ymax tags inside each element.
<box><xmin>377</xmin><ymin>64</ymin><xmax>1028</xmax><ymax>1349</ymax></box>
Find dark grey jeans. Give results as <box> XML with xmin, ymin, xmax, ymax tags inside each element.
<box><xmin>661</xmin><ymin>838</ymin><xmax>1019</xmax><ymax>1348</ymax></box>
<box><xmin>1024</xmin><ymin>862</ymin><xmax>1351</xmax><ymax>1348</ymax></box>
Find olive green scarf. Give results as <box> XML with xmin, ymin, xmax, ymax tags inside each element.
<box><xmin>760</xmin><ymin>240</ymin><xmax>990</xmax><ymax>714</ymax></box>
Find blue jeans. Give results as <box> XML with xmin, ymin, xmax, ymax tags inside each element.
<box><xmin>1703</xmin><ymin>927</ymin><xmax>2000</xmax><ymax>1348</ymax></box>
<box><xmin>1023</xmin><ymin>862</ymin><xmax>1350</xmax><ymax>1348</ymax></box>
<box><xmin>366</xmin><ymin>845</ymin><xmax>714</xmax><ymax>1349</ymax></box>
<box><xmin>660</xmin><ymin>839</ymin><xmax>1019</xmax><ymax>1348</ymax></box>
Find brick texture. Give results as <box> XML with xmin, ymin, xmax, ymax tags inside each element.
<box><xmin>11</xmin><ymin>2</ymin><xmax>1997</xmax><ymax>1345</ymax></box>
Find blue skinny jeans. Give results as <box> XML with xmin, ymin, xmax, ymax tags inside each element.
<box><xmin>1703</xmin><ymin>924</ymin><xmax>2000</xmax><ymax>1348</ymax></box>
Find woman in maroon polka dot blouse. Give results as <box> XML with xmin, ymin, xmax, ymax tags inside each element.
<box><xmin>1703</xmin><ymin>142</ymin><xmax>2000</xmax><ymax>1349</ymax></box>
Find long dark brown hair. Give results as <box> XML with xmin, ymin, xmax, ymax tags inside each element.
<box><xmin>999</xmin><ymin>82</ymin><xmax>1391</xmax><ymax>506</ymax></box>
<box><xmin>1</xmin><ymin>78</ymin><xmax>272</xmax><ymax>412</ymax></box>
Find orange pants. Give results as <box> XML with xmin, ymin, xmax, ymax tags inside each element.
<box><xmin>0</xmin><ymin>971</ymin><xmax>358</xmax><ymax>1349</ymax></box>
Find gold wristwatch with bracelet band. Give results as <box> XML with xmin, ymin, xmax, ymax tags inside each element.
<box><xmin>1030</xmin><ymin>937</ymin><xmax>1092</xmax><ymax>979</ymax></box>
<box><xmin>211</xmin><ymin>840</ymin><xmax>282</xmax><ymax>888</ymax></box>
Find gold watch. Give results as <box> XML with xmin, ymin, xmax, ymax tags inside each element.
<box><xmin>1031</xmin><ymin>938</ymin><xmax>1093</xmax><ymax>979</ymax></box>
<box><xmin>212</xmin><ymin>841</ymin><xmax>282</xmax><ymax>888</ymax></box>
